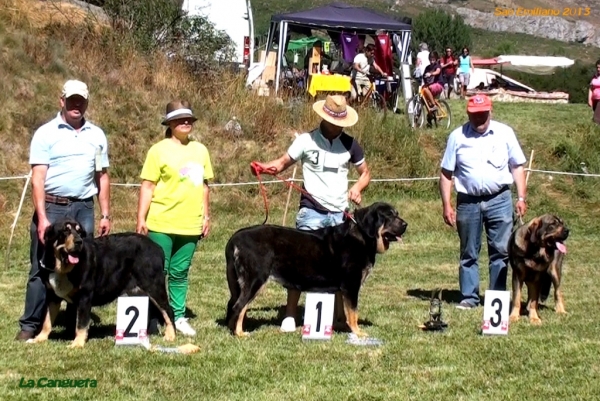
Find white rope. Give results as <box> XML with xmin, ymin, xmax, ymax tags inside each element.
<box><xmin>525</xmin><ymin>168</ymin><xmax>600</xmax><ymax>178</ymax></box>
<box><xmin>2</xmin><ymin>169</ymin><xmax>600</xmax><ymax>187</ymax></box>
<box><xmin>0</xmin><ymin>175</ymin><xmax>29</xmax><ymax>181</ymax></box>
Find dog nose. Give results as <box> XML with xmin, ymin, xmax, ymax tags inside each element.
<box><xmin>563</xmin><ymin>227</ymin><xmax>570</xmax><ymax>236</ymax></box>
<box><xmin>74</xmin><ymin>237</ymin><xmax>83</xmax><ymax>246</ymax></box>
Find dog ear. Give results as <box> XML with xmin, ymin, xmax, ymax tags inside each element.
<box><xmin>76</xmin><ymin>223</ymin><xmax>88</xmax><ymax>239</ymax></box>
<box><xmin>355</xmin><ymin>206</ymin><xmax>384</xmax><ymax>239</ymax></box>
<box><xmin>528</xmin><ymin>218</ymin><xmax>542</xmax><ymax>244</ymax></box>
<box><xmin>43</xmin><ymin>222</ymin><xmax>60</xmax><ymax>245</ymax></box>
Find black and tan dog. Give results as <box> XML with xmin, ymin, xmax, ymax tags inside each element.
<box><xmin>27</xmin><ymin>218</ymin><xmax>176</xmax><ymax>348</ymax></box>
<box><xmin>508</xmin><ymin>214</ymin><xmax>569</xmax><ymax>325</ymax></box>
<box><xmin>224</xmin><ymin>202</ymin><xmax>407</xmax><ymax>337</ymax></box>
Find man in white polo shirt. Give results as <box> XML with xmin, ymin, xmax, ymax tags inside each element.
<box><xmin>252</xmin><ymin>95</ymin><xmax>371</xmax><ymax>332</ymax></box>
<box><xmin>15</xmin><ymin>80</ymin><xmax>112</xmax><ymax>341</ymax></box>
<box><xmin>439</xmin><ymin>94</ymin><xmax>527</xmax><ymax>310</ymax></box>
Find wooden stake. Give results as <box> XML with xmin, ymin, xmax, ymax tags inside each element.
<box><xmin>6</xmin><ymin>170</ymin><xmax>32</xmax><ymax>270</ymax></box>
<box><xmin>525</xmin><ymin>149</ymin><xmax>535</xmax><ymax>186</ymax></box>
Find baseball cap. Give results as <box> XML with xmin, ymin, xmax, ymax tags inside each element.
<box><xmin>467</xmin><ymin>94</ymin><xmax>492</xmax><ymax>113</ymax></box>
<box><xmin>62</xmin><ymin>80</ymin><xmax>89</xmax><ymax>99</ymax></box>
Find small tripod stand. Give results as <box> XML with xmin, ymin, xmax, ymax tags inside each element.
<box><xmin>422</xmin><ymin>289</ymin><xmax>448</xmax><ymax>331</ymax></box>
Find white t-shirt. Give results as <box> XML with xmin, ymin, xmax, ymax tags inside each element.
<box><xmin>352</xmin><ymin>53</ymin><xmax>370</xmax><ymax>80</ymax></box>
<box><xmin>287</xmin><ymin>129</ymin><xmax>365</xmax><ymax>211</ymax></box>
<box><xmin>416</xmin><ymin>50</ymin><xmax>430</xmax><ymax>76</ymax></box>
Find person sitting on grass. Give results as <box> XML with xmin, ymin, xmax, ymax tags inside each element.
<box><xmin>422</xmin><ymin>51</ymin><xmax>443</xmax><ymax>112</ymax></box>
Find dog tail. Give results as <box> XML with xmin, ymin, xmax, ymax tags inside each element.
<box><xmin>540</xmin><ymin>272</ymin><xmax>551</xmax><ymax>303</ymax></box>
<box><xmin>225</xmin><ymin>240</ymin><xmax>242</xmax><ymax>323</ymax></box>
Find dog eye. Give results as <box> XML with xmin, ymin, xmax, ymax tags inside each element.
<box><xmin>66</xmin><ymin>224</ymin><xmax>72</xmax><ymax>230</ymax></box>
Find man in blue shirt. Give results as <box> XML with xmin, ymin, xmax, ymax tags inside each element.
<box><xmin>15</xmin><ymin>80</ymin><xmax>112</xmax><ymax>341</ymax></box>
<box><xmin>439</xmin><ymin>94</ymin><xmax>527</xmax><ymax>309</ymax></box>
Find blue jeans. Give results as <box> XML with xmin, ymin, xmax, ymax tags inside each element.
<box><xmin>295</xmin><ymin>207</ymin><xmax>345</xmax><ymax>231</ymax></box>
<box><xmin>18</xmin><ymin>199</ymin><xmax>95</xmax><ymax>333</ymax></box>
<box><xmin>456</xmin><ymin>188</ymin><xmax>513</xmax><ymax>306</ymax></box>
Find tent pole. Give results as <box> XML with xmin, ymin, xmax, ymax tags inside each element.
<box><xmin>275</xmin><ymin>21</ymin><xmax>284</xmax><ymax>94</ymax></box>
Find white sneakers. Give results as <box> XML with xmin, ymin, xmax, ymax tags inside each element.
<box><xmin>175</xmin><ymin>318</ymin><xmax>196</xmax><ymax>336</ymax></box>
<box><xmin>280</xmin><ymin>316</ymin><xmax>297</xmax><ymax>332</ymax></box>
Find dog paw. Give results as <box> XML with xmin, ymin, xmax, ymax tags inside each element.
<box><xmin>234</xmin><ymin>331</ymin><xmax>250</xmax><ymax>338</ymax></box>
<box><xmin>352</xmin><ymin>330</ymin><xmax>368</xmax><ymax>338</ymax></box>
<box><xmin>555</xmin><ymin>306</ymin><xmax>567</xmax><ymax>315</ymax></box>
<box><xmin>26</xmin><ymin>337</ymin><xmax>47</xmax><ymax>344</ymax></box>
<box><xmin>509</xmin><ymin>314</ymin><xmax>520</xmax><ymax>323</ymax></box>
<box><xmin>529</xmin><ymin>317</ymin><xmax>542</xmax><ymax>325</ymax></box>
<box><xmin>163</xmin><ymin>326</ymin><xmax>176</xmax><ymax>342</ymax></box>
<box><xmin>68</xmin><ymin>340</ymin><xmax>85</xmax><ymax>348</ymax></box>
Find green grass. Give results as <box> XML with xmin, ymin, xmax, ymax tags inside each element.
<box><xmin>2</xmin><ymin>101</ymin><xmax>600</xmax><ymax>400</ymax></box>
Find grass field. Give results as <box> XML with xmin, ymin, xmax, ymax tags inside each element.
<box><xmin>2</xmin><ymin>0</ymin><xmax>600</xmax><ymax>399</ymax></box>
<box><xmin>2</xmin><ymin>100</ymin><xmax>600</xmax><ymax>400</ymax></box>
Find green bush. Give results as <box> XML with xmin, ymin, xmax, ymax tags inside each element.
<box><xmin>410</xmin><ymin>9</ymin><xmax>472</xmax><ymax>55</ymax></box>
<box><xmin>102</xmin><ymin>0</ymin><xmax>234</xmax><ymax>68</ymax></box>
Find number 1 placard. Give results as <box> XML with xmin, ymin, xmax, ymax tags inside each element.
<box><xmin>115</xmin><ymin>296</ymin><xmax>149</xmax><ymax>346</ymax></box>
<box><xmin>481</xmin><ymin>290</ymin><xmax>510</xmax><ymax>335</ymax></box>
<box><xmin>302</xmin><ymin>293</ymin><xmax>335</xmax><ymax>340</ymax></box>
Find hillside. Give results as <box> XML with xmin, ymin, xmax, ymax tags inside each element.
<box><xmin>251</xmin><ymin>0</ymin><xmax>600</xmax><ymax>63</ymax></box>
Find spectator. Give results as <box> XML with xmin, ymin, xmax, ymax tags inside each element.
<box><xmin>441</xmin><ymin>47</ymin><xmax>458</xmax><ymax>98</ymax></box>
<box><xmin>422</xmin><ymin>51</ymin><xmax>443</xmax><ymax>111</ymax></box>
<box><xmin>457</xmin><ymin>47</ymin><xmax>474</xmax><ymax>99</ymax></box>
<box><xmin>350</xmin><ymin>44</ymin><xmax>387</xmax><ymax>102</ymax></box>
<box><xmin>588</xmin><ymin>59</ymin><xmax>600</xmax><ymax>125</ymax></box>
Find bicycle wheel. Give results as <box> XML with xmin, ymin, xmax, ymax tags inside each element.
<box><xmin>371</xmin><ymin>91</ymin><xmax>386</xmax><ymax>112</ymax></box>
<box><xmin>433</xmin><ymin>99</ymin><xmax>452</xmax><ymax>129</ymax></box>
<box><xmin>405</xmin><ymin>97</ymin><xmax>424</xmax><ymax>128</ymax></box>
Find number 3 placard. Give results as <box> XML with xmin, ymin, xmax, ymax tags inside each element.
<box><xmin>481</xmin><ymin>290</ymin><xmax>510</xmax><ymax>335</ymax></box>
<box><xmin>115</xmin><ymin>296</ymin><xmax>149</xmax><ymax>346</ymax></box>
<box><xmin>302</xmin><ymin>293</ymin><xmax>335</xmax><ymax>340</ymax></box>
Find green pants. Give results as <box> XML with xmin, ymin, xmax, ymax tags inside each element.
<box><xmin>148</xmin><ymin>231</ymin><xmax>198</xmax><ymax>321</ymax></box>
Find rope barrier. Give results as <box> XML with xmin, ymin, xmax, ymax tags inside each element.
<box><xmin>1</xmin><ymin>168</ymin><xmax>599</xmax><ymax>186</ymax></box>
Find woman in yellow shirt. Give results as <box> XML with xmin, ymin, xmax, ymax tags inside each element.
<box><xmin>136</xmin><ymin>100</ymin><xmax>214</xmax><ymax>337</ymax></box>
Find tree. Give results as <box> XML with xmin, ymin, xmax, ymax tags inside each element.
<box><xmin>411</xmin><ymin>9</ymin><xmax>472</xmax><ymax>56</ymax></box>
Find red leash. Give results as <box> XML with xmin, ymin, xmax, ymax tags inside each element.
<box><xmin>250</xmin><ymin>161</ymin><xmax>356</xmax><ymax>225</ymax></box>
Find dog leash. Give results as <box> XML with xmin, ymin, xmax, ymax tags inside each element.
<box><xmin>250</xmin><ymin>161</ymin><xmax>357</xmax><ymax>225</ymax></box>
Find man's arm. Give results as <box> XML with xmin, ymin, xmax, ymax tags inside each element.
<box><xmin>95</xmin><ymin>169</ymin><xmax>111</xmax><ymax>235</ymax></box>
<box><xmin>31</xmin><ymin>165</ymin><xmax>52</xmax><ymax>242</ymax></box>
<box><xmin>256</xmin><ymin>153</ymin><xmax>296</xmax><ymax>174</ymax></box>
<box><xmin>439</xmin><ymin>168</ymin><xmax>453</xmax><ymax>209</ymax></box>
<box><xmin>372</xmin><ymin>61</ymin><xmax>386</xmax><ymax>76</ymax></box>
<box><xmin>511</xmin><ymin>165</ymin><xmax>527</xmax><ymax>200</ymax></box>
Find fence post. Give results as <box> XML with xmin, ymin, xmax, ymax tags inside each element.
<box><xmin>5</xmin><ymin>171</ymin><xmax>32</xmax><ymax>270</ymax></box>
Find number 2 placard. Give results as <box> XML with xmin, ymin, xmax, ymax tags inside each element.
<box><xmin>302</xmin><ymin>293</ymin><xmax>335</xmax><ymax>340</ymax></box>
<box><xmin>481</xmin><ymin>290</ymin><xmax>510</xmax><ymax>335</ymax></box>
<box><xmin>115</xmin><ymin>296</ymin><xmax>149</xmax><ymax>346</ymax></box>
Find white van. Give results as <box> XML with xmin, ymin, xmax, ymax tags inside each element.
<box><xmin>181</xmin><ymin>0</ymin><xmax>254</xmax><ymax>70</ymax></box>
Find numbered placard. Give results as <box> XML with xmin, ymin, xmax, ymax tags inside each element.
<box><xmin>302</xmin><ymin>292</ymin><xmax>335</xmax><ymax>341</ymax></box>
<box><xmin>481</xmin><ymin>290</ymin><xmax>510</xmax><ymax>335</ymax></box>
<box><xmin>115</xmin><ymin>296</ymin><xmax>149</xmax><ymax>346</ymax></box>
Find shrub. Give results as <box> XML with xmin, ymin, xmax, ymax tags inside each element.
<box><xmin>410</xmin><ymin>9</ymin><xmax>472</xmax><ymax>55</ymax></box>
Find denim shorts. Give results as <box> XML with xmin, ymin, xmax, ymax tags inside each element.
<box><xmin>295</xmin><ymin>207</ymin><xmax>345</xmax><ymax>231</ymax></box>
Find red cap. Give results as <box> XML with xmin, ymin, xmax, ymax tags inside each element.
<box><xmin>467</xmin><ymin>94</ymin><xmax>492</xmax><ymax>113</ymax></box>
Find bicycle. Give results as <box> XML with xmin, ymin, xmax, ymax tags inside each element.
<box><xmin>353</xmin><ymin>75</ymin><xmax>386</xmax><ymax>112</ymax></box>
<box><xmin>405</xmin><ymin>79</ymin><xmax>452</xmax><ymax>129</ymax></box>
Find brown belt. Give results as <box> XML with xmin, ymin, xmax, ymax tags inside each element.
<box><xmin>45</xmin><ymin>194</ymin><xmax>93</xmax><ymax>205</ymax></box>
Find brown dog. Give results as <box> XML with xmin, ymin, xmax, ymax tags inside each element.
<box><xmin>508</xmin><ymin>214</ymin><xmax>569</xmax><ymax>325</ymax></box>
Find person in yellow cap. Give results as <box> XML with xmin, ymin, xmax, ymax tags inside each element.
<box><xmin>439</xmin><ymin>94</ymin><xmax>527</xmax><ymax>310</ymax></box>
<box><xmin>252</xmin><ymin>94</ymin><xmax>371</xmax><ymax>333</ymax></box>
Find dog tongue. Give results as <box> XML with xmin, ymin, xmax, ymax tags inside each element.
<box><xmin>556</xmin><ymin>242</ymin><xmax>567</xmax><ymax>254</ymax></box>
<box><xmin>68</xmin><ymin>254</ymin><xmax>79</xmax><ymax>264</ymax></box>
<box><xmin>396</xmin><ymin>236</ymin><xmax>403</xmax><ymax>243</ymax></box>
